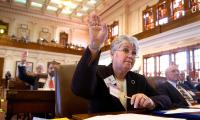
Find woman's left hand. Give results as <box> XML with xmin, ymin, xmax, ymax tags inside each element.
<box><xmin>130</xmin><ymin>93</ymin><xmax>155</xmax><ymax>110</ymax></box>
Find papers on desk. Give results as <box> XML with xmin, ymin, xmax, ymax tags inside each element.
<box><xmin>189</xmin><ymin>104</ymin><xmax>200</xmax><ymax>109</ymax></box>
<box><xmin>163</xmin><ymin>108</ymin><xmax>200</xmax><ymax>114</ymax></box>
<box><xmin>33</xmin><ymin>117</ymin><xmax>69</xmax><ymax>120</ymax></box>
<box><xmin>84</xmin><ymin>113</ymin><xmax>185</xmax><ymax>120</ymax></box>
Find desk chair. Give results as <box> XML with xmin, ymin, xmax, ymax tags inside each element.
<box><xmin>8</xmin><ymin>78</ymin><xmax>30</xmax><ymax>90</ymax></box>
<box><xmin>55</xmin><ymin>65</ymin><xmax>88</xmax><ymax>118</ymax></box>
<box><xmin>147</xmin><ymin>77</ymin><xmax>166</xmax><ymax>89</ymax></box>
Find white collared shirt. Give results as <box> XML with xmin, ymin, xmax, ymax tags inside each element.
<box><xmin>39</xmin><ymin>74</ymin><xmax>55</xmax><ymax>91</ymax></box>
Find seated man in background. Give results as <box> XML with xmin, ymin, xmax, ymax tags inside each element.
<box><xmin>179</xmin><ymin>71</ymin><xmax>196</xmax><ymax>91</ymax></box>
<box><xmin>35</xmin><ymin>63</ymin><xmax>47</xmax><ymax>88</ymax></box>
<box><xmin>18</xmin><ymin>51</ymin><xmax>56</xmax><ymax>90</ymax></box>
<box><xmin>157</xmin><ymin>63</ymin><xmax>199</xmax><ymax>108</ymax></box>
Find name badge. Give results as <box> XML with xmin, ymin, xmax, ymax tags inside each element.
<box><xmin>109</xmin><ymin>85</ymin><xmax>120</xmax><ymax>98</ymax></box>
<box><xmin>104</xmin><ymin>75</ymin><xmax>117</xmax><ymax>87</ymax></box>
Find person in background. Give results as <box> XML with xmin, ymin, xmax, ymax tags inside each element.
<box><xmin>179</xmin><ymin>71</ymin><xmax>196</xmax><ymax>91</ymax></box>
<box><xmin>71</xmin><ymin>14</ymin><xmax>171</xmax><ymax>113</ymax></box>
<box><xmin>42</xmin><ymin>62</ymin><xmax>57</xmax><ymax>90</ymax></box>
<box><xmin>18</xmin><ymin>51</ymin><xmax>56</xmax><ymax>90</ymax></box>
<box><xmin>36</xmin><ymin>63</ymin><xmax>44</xmax><ymax>74</ymax></box>
<box><xmin>35</xmin><ymin>63</ymin><xmax>47</xmax><ymax>88</ymax></box>
<box><xmin>5</xmin><ymin>71</ymin><xmax>11</xmax><ymax>88</ymax></box>
<box><xmin>157</xmin><ymin>63</ymin><xmax>199</xmax><ymax>108</ymax></box>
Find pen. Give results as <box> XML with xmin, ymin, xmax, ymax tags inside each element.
<box><xmin>124</xmin><ymin>95</ymin><xmax>131</xmax><ymax>99</ymax></box>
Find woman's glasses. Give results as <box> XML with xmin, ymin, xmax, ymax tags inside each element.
<box><xmin>116</xmin><ymin>47</ymin><xmax>138</xmax><ymax>58</ymax></box>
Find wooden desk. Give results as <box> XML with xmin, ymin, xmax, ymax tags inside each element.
<box><xmin>195</xmin><ymin>92</ymin><xmax>200</xmax><ymax>98</ymax></box>
<box><xmin>6</xmin><ymin>90</ymin><xmax>55</xmax><ymax>120</ymax></box>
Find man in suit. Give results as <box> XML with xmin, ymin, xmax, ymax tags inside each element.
<box><xmin>18</xmin><ymin>51</ymin><xmax>56</xmax><ymax>90</ymax></box>
<box><xmin>179</xmin><ymin>71</ymin><xmax>196</xmax><ymax>91</ymax></box>
<box><xmin>157</xmin><ymin>63</ymin><xmax>198</xmax><ymax>108</ymax></box>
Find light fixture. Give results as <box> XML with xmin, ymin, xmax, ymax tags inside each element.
<box><xmin>31</xmin><ymin>2</ymin><xmax>43</xmax><ymax>8</ymax></box>
<box><xmin>62</xmin><ymin>8</ymin><xmax>72</xmax><ymax>14</ymax></box>
<box><xmin>76</xmin><ymin>12</ymin><xmax>83</xmax><ymax>17</ymax></box>
<box><xmin>47</xmin><ymin>6</ymin><xmax>58</xmax><ymax>11</ymax></box>
<box><xmin>0</xmin><ymin>29</ymin><xmax>5</xmax><ymax>34</ymax></box>
<box><xmin>82</xmin><ymin>6</ymin><xmax>89</xmax><ymax>11</ymax></box>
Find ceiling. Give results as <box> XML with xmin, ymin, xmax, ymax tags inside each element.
<box><xmin>0</xmin><ymin>0</ymin><xmax>122</xmax><ymax>24</ymax></box>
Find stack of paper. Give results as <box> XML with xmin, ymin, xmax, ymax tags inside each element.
<box><xmin>84</xmin><ymin>113</ymin><xmax>185</xmax><ymax>120</ymax></box>
<box><xmin>163</xmin><ymin>108</ymin><xmax>200</xmax><ymax>114</ymax></box>
<box><xmin>33</xmin><ymin>117</ymin><xmax>69</xmax><ymax>120</ymax></box>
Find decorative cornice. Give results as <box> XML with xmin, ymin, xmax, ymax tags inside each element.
<box><xmin>0</xmin><ymin>37</ymin><xmax>84</xmax><ymax>55</ymax></box>
<box><xmin>0</xmin><ymin>4</ymin><xmax>88</xmax><ymax>30</ymax></box>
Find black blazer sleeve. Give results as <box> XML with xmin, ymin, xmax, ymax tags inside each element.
<box><xmin>143</xmin><ymin>78</ymin><xmax>172</xmax><ymax>110</ymax></box>
<box><xmin>126</xmin><ymin>73</ymin><xmax>171</xmax><ymax>110</ymax></box>
<box><xmin>18</xmin><ymin>65</ymin><xmax>37</xmax><ymax>86</ymax></box>
<box><xmin>71</xmin><ymin>47</ymin><xmax>101</xmax><ymax>99</ymax></box>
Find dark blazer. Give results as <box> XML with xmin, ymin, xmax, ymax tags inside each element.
<box><xmin>156</xmin><ymin>81</ymin><xmax>191</xmax><ymax>108</ymax></box>
<box><xmin>71</xmin><ymin>48</ymin><xmax>171</xmax><ymax>113</ymax></box>
<box><xmin>180</xmin><ymin>81</ymin><xmax>196</xmax><ymax>91</ymax></box>
<box><xmin>18</xmin><ymin>65</ymin><xmax>47</xmax><ymax>90</ymax></box>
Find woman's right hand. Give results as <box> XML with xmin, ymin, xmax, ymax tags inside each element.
<box><xmin>21</xmin><ymin>51</ymin><xmax>28</xmax><ymax>64</ymax></box>
<box><xmin>88</xmin><ymin>13</ymin><xmax>108</xmax><ymax>52</ymax></box>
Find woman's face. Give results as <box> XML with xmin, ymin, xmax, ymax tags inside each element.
<box><xmin>112</xmin><ymin>40</ymin><xmax>136</xmax><ymax>72</ymax></box>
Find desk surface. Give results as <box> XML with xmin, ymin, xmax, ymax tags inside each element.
<box><xmin>72</xmin><ymin>109</ymin><xmax>200</xmax><ymax>120</ymax></box>
<box><xmin>72</xmin><ymin>109</ymin><xmax>149</xmax><ymax>120</ymax></box>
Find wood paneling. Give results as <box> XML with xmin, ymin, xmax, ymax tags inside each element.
<box><xmin>0</xmin><ymin>57</ymin><xmax>4</xmax><ymax>86</ymax></box>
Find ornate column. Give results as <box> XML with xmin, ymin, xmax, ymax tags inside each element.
<box><xmin>122</xmin><ymin>1</ymin><xmax>129</xmax><ymax>34</ymax></box>
<box><xmin>8</xmin><ymin>18</ymin><xmax>16</xmax><ymax>36</ymax></box>
<box><xmin>51</xmin><ymin>25</ymin><xmax>57</xmax><ymax>42</ymax></box>
<box><xmin>30</xmin><ymin>21</ymin><xmax>38</xmax><ymax>42</ymax></box>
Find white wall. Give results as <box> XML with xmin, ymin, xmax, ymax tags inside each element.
<box><xmin>0</xmin><ymin>10</ymin><xmax>89</xmax><ymax>46</ymax></box>
<box><xmin>1</xmin><ymin>46</ymin><xmax>81</xmax><ymax>78</ymax></box>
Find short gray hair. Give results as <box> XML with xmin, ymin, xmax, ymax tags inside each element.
<box><xmin>110</xmin><ymin>35</ymin><xmax>139</xmax><ymax>55</ymax></box>
<box><xmin>165</xmin><ymin>63</ymin><xmax>178</xmax><ymax>76</ymax></box>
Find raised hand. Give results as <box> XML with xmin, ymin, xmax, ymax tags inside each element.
<box><xmin>21</xmin><ymin>51</ymin><xmax>28</xmax><ymax>64</ymax></box>
<box><xmin>88</xmin><ymin>13</ymin><xmax>108</xmax><ymax>51</ymax></box>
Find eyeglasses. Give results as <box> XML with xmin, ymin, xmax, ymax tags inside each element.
<box><xmin>116</xmin><ymin>47</ymin><xmax>138</xmax><ymax>58</ymax></box>
<box><xmin>170</xmin><ymin>69</ymin><xmax>179</xmax><ymax>73</ymax></box>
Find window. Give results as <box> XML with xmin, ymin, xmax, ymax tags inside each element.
<box><xmin>112</xmin><ymin>25</ymin><xmax>119</xmax><ymax>36</ymax></box>
<box><xmin>194</xmin><ymin>48</ymin><xmax>200</xmax><ymax>76</ymax></box>
<box><xmin>106</xmin><ymin>21</ymin><xmax>119</xmax><ymax>46</ymax></box>
<box><xmin>146</xmin><ymin>57</ymin><xmax>155</xmax><ymax>77</ymax></box>
<box><xmin>111</xmin><ymin>21</ymin><xmax>119</xmax><ymax>37</ymax></box>
<box><xmin>156</xmin><ymin>0</ymin><xmax>169</xmax><ymax>26</ymax></box>
<box><xmin>143</xmin><ymin>7</ymin><xmax>155</xmax><ymax>30</ymax></box>
<box><xmin>160</xmin><ymin>55</ymin><xmax>170</xmax><ymax>77</ymax></box>
<box><xmin>142</xmin><ymin>0</ymin><xmax>195</xmax><ymax>31</ymax></box>
<box><xmin>156</xmin><ymin>56</ymin><xmax>160</xmax><ymax>76</ymax></box>
<box><xmin>143</xmin><ymin>44</ymin><xmax>200</xmax><ymax>80</ymax></box>
<box><xmin>190</xmin><ymin>0</ymin><xmax>200</xmax><ymax>13</ymax></box>
<box><xmin>172</xmin><ymin>0</ymin><xmax>185</xmax><ymax>20</ymax></box>
<box><xmin>60</xmin><ymin>32</ymin><xmax>68</xmax><ymax>45</ymax></box>
<box><xmin>175</xmin><ymin>51</ymin><xmax>187</xmax><ymax>71</ymax></box>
